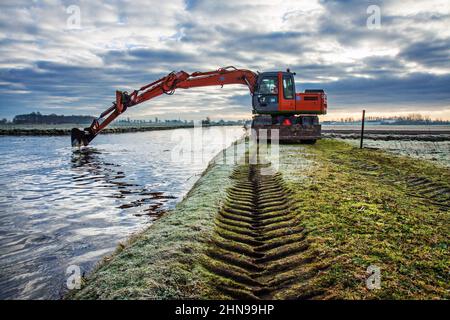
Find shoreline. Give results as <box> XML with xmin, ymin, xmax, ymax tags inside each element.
<box><xmin>0</xmin><ymin>124</ymin><xmax>236</xmax><ymax>136</ymax></box>
<box><xmin>69</xmin><ymin>139</ymin><xmax>449</xmax><ymax>299</ymax></box>
<box><xmin>1</xmin><ymin>125</ymin><xmax>450</xmax><ymax>141</ymax></box>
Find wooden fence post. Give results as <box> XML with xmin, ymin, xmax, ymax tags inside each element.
<box><xmin>360</xmin><ymin>110</ymin><xmax>366</xmax><ymax>149</ymax></box>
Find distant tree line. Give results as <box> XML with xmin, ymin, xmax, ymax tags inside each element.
<box><xmin>325</xmin><ymin>113</ymin><xmax>450</xmax><ymax>125</ymax></box>
<box><xmin>6</xmin><ymin>112</ymin><xmax>248</xmax><ymax>126</ymax></box>
<box><xmin>12</xmin><ymin>112</ymin><xmax>95</xmax><ymax>124</ymax></box>
<box><xmin>365</xmin><ymin>114</ymin><xmax>435</xmax><ymax>123</ymax></box>
<box><xmin>117</xmin><ymin>116</ymin><xmax>246</xmax><ymax>126</ymax></box>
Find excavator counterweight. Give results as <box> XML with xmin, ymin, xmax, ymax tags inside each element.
<box><xmin>71</xmin><ymin>67</ymin><xmax>327</xmax><ymax>147</ymax></box>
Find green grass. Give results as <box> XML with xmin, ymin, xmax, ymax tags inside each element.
<box><xmin>276</xmin><ymin>139</ymin><xmax>449</xmax><ymax>299</ymax></box>
<box><xmin>69</xmin><ymin>139</ymin><xmax>449</xmax><ymax>299</ymax></box>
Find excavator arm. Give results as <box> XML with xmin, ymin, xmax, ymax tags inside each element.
<box><xmin>71</xmin><ymin>66</ymin><xmax>258</xmax><ymax>146</ymax></box>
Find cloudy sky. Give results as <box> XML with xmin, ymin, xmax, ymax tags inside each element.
<box><xmin>0</xmin><ymin>0</ymin><xmax>449</xmax><ymax>121</ymax></box>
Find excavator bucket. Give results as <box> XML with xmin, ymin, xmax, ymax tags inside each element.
<box><xmin>71</xmin><ymin>128</ymin><xmax>94</xmax><ymax>147</ymax></box>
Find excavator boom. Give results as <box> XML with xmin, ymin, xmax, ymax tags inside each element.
<box><xmin>71</xmin><ymin>66</ymin><xmax>257</xmax><ymax>146</ymax></box>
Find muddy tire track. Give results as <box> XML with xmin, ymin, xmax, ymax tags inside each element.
<box><xmin>402</xmin><ymin>176</ymin><xmax>450</xmax><ymax>209</ymax></box>
<box><xmin>203</xmin><ymin>164</ymin><xmax>322</xmax><ymax>299</ymax></box>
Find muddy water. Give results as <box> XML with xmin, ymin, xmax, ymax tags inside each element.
<box><xmin>0</xmin><ymin>126</ymin><xmax>245</xmax><ymax>299</ymax></box>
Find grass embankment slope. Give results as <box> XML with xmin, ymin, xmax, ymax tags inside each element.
<box><xmin>70</xmin><ymin>139</ymin><xmax>449</xmax><ymax>299</ymax></box>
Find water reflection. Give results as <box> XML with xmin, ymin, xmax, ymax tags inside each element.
<box><xmin>0</xmin><ymin>127</ymin><xmax>244</xmax><ymax>299</ymax></box>
<box><xmin>71</xmin><ymin>147</ymin><xmax>105</xmax><ymax>167</ymax></box>
<box><xmin>70</xmin><ymin>147</ymin><xmax>174</xmax><ymax>217</ymax></box>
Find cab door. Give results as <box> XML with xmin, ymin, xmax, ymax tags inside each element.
<box><xmin>278</xmin><ymin>73</ymin><xmax>296</xmax><ymax>112</ymax></box>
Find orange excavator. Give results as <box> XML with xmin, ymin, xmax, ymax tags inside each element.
<box><xmin>71</xmin><ymin>66</ymin><xmax>327</xmax><ymax>146</ymax></box>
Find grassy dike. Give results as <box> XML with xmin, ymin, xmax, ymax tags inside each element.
<box><xmin>70</xmin><ymin>139</ymin><xmax>449</xmax><ymax>299</ymax></box>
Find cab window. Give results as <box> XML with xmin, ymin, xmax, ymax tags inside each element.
<box><xmin>258</xmin><ymin>77</ymin><xmax>278</xmax><ymax>95</ymax></box>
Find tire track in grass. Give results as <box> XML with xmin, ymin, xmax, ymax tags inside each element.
<box><xmin>338</xmin><ymin>158</ymin><xmax>450</xmax><ymax>210</ymax></box>
<box><xmin>203</xmin><ymin>164</ymin><xmax>322</xmax><ymax>299</ymax></box>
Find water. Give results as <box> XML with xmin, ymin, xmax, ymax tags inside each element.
<box><xmin>322</xmin><ymin>124</ymin><xmax>450</xmax><ymax>131</ymax></box>
<box><xmin>0</xmin><ymin>126</ymin><xmax>245</xmax><ymax>299</ymax></box>
<box><xmin>344</xmin><ymin>139</ymin><xmax>450</xmax><ymax>167</ymax></box>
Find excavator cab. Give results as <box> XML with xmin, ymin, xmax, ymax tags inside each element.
<box><xmin>251</xmin><ymin>70</ymin><xmax>326</xmax><ymax>143</ymax></box>
<box><xmin>252</xmin><ymin>71</ymin><xmax>295</xmax><ymax>114</ymax></box>
<box><xmin>252</xmin><ymin>70</ymin><xmax>326</xmax><ymax>115</ymax></box>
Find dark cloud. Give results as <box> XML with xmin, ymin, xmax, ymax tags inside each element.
<box><xmin>399</xmin><ymin>39</ymin><xmax>450</xmax><ymax>68</ymax></box>
<box><xmin>307</xmin><ymin>72</ymin><xmax>450</xmax><ymax>111</ymax></box>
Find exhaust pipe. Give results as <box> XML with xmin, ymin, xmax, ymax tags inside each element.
<box><xmin>71</xmin><ymin>128</ymin><xmax>95</xmax><ymax>147</ymax></box>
